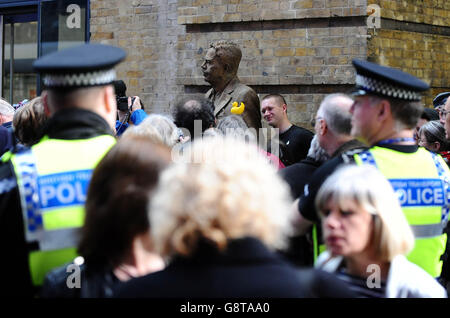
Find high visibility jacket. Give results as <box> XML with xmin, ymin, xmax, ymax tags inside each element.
<box><xmin>354</xmin><ymin>146</ymin><xmax>450</xmax><ymax>278</ymax></box>
<box><xmin>8</xmin><ymin>134</ymin><xmax>116</xmax><ymax>286</ymax></box>
<box><xmin>312</xmin><ymin>224</ymin><xmax>326</xmax><ymax>263</ymax></box>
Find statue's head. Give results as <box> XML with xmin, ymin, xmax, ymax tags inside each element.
<box><xmin>201</xmin><ymin>41</ymin><xmax>242</xmax><ymax>86</ymax></box>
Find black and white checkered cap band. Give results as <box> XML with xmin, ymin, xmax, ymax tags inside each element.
<box><xmin>43</xmin><ymin>69</ymin><xmax>116</xmax><ymax>87</ymax></box>
<box><xmin>355</xmin><ymin>74</ymin><xmax>422</xmax><ymax>101</ymax></box>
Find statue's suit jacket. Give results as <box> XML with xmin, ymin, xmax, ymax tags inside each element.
<box><xmin>205</xmin><ymin>77</ymin><xmax>262</xmax><ymax>130</ymax></box>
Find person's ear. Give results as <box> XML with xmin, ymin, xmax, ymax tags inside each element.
<box><xmin>102</xmin><ymin>85</ymin><xmax>118</xmax><ymax>130</ymax></box>
<box><xmin>377</xmin><ymin>99</ymin><xmax>391</xmax><ymax>122</ymax></box>
<box><xmin>319</xmin><ymin>119</ymin><xmax>327</xmax><ymax>136</ymax></box>
<box><xmin>103</xmin><ymin>85</ymin><xmax>116</xmax><ymax>114</ymax></box>
<box><xmin>432</xmin><ymin>141</ymin><xmax>441</xmax><ymax>152</ymax></box>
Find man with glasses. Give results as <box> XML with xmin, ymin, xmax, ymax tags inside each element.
<box><xmin>443</xmin><ymin>96</ymin><xmax>450</xmax><ymax>140</ymax></box>
<box><xmin>294</xmin><ymin>59</ymin><xmax>450</xmax><ymax>282</ymax></box>
<box><xmin>310</xmin><ymin>94</ymin><xmax>362</xmax><ymax>159</ymax></box>
<box><xmin>290</xmin><ymin>93</ymin><xmax>366</xmax><ymax>263</ymax></box>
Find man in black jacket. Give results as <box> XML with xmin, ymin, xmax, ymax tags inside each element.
<box><xmin>282</xmin><ymin>94</ymin><xmax>365</xmax><ymax>265</ymax></box>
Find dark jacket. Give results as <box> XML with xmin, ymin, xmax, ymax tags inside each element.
<box><xmin>41</xmin><ymin>263</ymin><xmax>120</xmax><ymax>298</ymax></box>
<box><xmin>114</xmin><ymin>237</ymin><xmax>355</xmax><ymax>298</ymax></box>
<box><xmin>0</xmin><ymin>109</ymin><xmax>115</xmax><ymax>298</ymax></box>
<box><xmin>281</xmin><ymin>139</ymin><xmax>366</xmax><ymax>200</ymax></box>
<box><xmin>280</xmin><ymin>156</ymin><xmax>322</xmax><ymax>200</ymax></box>
<box><xmin>279</xmin><ymin>139</ymin><xmax>367</xmax><ymax>267</ymax></box>
<box><xmin>278</xmin><ymin>157</ymin><xmax>322</xmax><ymax>267</ymax></box>
<box><xmin>0</xmin><ymin>125</ymin><xmax>13</xmax><ymax>157</ymax></box>
<box><xmin>206</xmin><ymin>77</ymin><xmax>262</xmax><ymax>130</ymax></box>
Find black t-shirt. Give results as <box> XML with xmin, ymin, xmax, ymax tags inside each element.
<box><xmin>298</xmin><ymin>144</ymin><xmax>420</xmax><ymax>223</ymax></box>
<box><xmin>279</xmin><ymin>125</ymin><xmax>313</xmax><ymax>167</ymax></box>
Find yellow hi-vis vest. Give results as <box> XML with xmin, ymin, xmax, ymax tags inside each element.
<box><xmin>312</xmin><ymin>224</ymin><xmax>326</xmax><ymax>263</ymax></box>
<box><xmin>354</xmin><ymin>146</ymin><xmax>450</xmax><ymax>278</ymax></box>
<box><xmin>8</xmin><ymin>134</ymin><xmax>116</xmax><ymax>286</ymax></box>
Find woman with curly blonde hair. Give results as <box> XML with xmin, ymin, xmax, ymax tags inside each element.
<box><xmin>116</xmin><ymin>137</ymin><xmax>356</xmax><ymax>298</ymax></box>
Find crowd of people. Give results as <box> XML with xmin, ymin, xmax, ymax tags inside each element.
<box><xmin>0</xmin><ymin>41</ymin><xmax>449</xmax><ymax>299</ymax></box>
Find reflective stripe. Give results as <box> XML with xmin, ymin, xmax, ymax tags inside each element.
<box><xmin>312</xmin><ymin>224</ymin><xmax>326</xmax><ymax>263</ymax></box>
<box><xmin>40</xmin><ymin>228</ymin><xmax>81</xmax><ymax>251</ymax></box>
<box><xmin>312</xmin><ymin>224</ymin><xmax>318</xmax><ymax>262</ymax></box>
<box><xmin>411</xmin><ymin>223</ymin><xmax>444</xmax><ymax>239</ymax></box>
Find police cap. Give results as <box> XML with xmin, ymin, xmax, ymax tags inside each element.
<box><xmin>433</xmin><ymin>92</ymin><xmax>450</xmax><ymax>109</ymax></box>
<box><xmin>33</xmin><ymin>43</ymin><xmax>126</xmax><ymax>89</ymax></box>
<box><xmin>351</xmin><ymin>59</ymin><xmax>429</xmax><ymax>101</ymax></box>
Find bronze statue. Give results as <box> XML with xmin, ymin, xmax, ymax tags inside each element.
<box><xmin>201</xmin><ymin>41</ymin><xmax>262</xmax><ymax>130</ymax></box>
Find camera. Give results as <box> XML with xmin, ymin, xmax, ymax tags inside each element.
<box><xmin>114</xmin><ymin>80</ymin><xmax>132</xmax><ymax>111</ymax></box>
<box><xmin>116</xmin><ymin>96</ymin><xmax>131</xmax><ymax>111</ymax></box>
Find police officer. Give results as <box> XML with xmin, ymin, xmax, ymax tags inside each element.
<box><xmin>0</xmin><ymin>43</ymin><xmax>125</xmax><ymax>297</ymax></box>
<box><xmin>295</xmin><ymin>59</ymin><xmax>450</xmax><ymax>279</ymax></box>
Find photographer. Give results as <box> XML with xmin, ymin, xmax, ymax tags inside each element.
<box><xmin>114</xmin><ymin>80</ymin><xmax>147</xmax><ymax>136</ymax></box>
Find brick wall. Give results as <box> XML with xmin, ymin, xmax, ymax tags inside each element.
<box><xmin>366</xmin><ymin>0</ymin><xmax>450</xmax><ymax>109</ymax></box>
<box><xmin>367</xmin><ymin>29</ymin><xmax>450</xmax><ymax>108</ymax></box>
<box><xmin>90</xmin><ymin>0</ymin><xmax>450</xmax><ymax>130</ymax></box>
<box><xmin>177</xmin><ymin>0</ymin><xmax>367</xmax><ymax>24</ymax></box>
<box><xmin>177</xmin><ymin>25</ymin><xmax>367</xmax><ymax>128</ymax></box>
<box><xmin>90</xmin><ymin>0</ymin><xmax>185</xmax><ymax>114</ymax></box>
<box><xmin>368</xmin><ymin>0</ymin><xmax>449</xmax><ymax>26</ymax></box>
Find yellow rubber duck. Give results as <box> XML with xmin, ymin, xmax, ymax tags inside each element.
<box><xmin>231</xmin><ymin>101</ymin><xmax>245</xmax><ymax>115</ymax></box>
